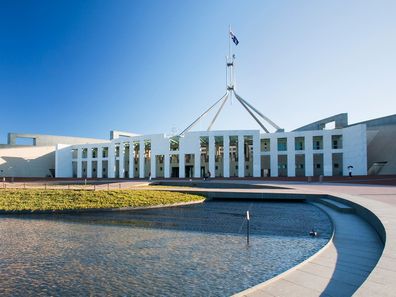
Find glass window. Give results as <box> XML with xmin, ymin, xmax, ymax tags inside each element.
<box><xmin>82</xmin><ymin>148</ymin><xmax>88</xmax><ymax>158</ymax></box>
<box><xmin>260</xmin><ymin>138</ymin><xmax>270</xmax><ymax>152</ymax></box>
<box><xmin>170</xmin><ymin>137</ymin><xmax>180</xmax><ymax>151</ymax></box>
<box><xmin>277</xmin><ymin>138</ymin><xmax>287</xmax><ymax>151</ymax></box>
<box><xmin>313</xmin><ymin>136</ymin><xmax>323</xmax><ymax>150</ymax></box>
<box><xmin>102</xmin><ymin>147</ymin><xmax>109</xmax><ymax>158</ymax></box>
<box><xmin>295</xmin><ymin>137</ymin><xmax>304</xmax><ymax>150</ymax></box>
<box><xmin>332</xmin><ymin>135</ymin><xmax>343</xmax><ymax>149</ymax></box>
<box><xmin>92</xmin><ymin>148</ymin><xmax>98</xmax><ymax>158</ymax></box>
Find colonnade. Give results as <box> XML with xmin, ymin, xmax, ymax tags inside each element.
<box><xmin>73</xmin><ymin>133</ymin><xmax>261</xmax><ymax>179</ymax></box>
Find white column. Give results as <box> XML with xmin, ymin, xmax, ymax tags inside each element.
<box><xmin>194</xmin><ymin>150</ymin><xmax>201</xmax><ymax>178</ymax></box>
<box><xmin>323</xmin><ymin>133</ymin><xmax>332</xmax><ymax>176</ymax></box>
<box><xmin>208</xmin><ymin>136</ymin><xmax>215</xmax><ymax>177</ymax></box>
<box><xmin>305</xmin><ymin>134</ymin><xmax>313</xmax><ymax>176</ymax></box>
<box><xmin>164</xmin><ymin>154</ymin><xmax>170</xmax><ymax>178</ymax></box>
<box><xmin>119</xmin><ymin>142</ymin><xmax>125</xmax><ymax>178</ymax></box>
<box><xmin>253</xmin><ymin>134</ymin><xmax>260</xmax><ymax>177</ymax></box>
<box><xmin>287</xmin><ymin>136</ymin><xmax>295</xmax><ymax>177</ymax></box>
<box><xmin>129</xmin><ymin>141</ymin><xmax>134</xmax><ymax>179</ymax></box>
<box><xmin>270</xmin><ymin>136</ymin><xmax>278</xmax><ymax>177</ymax></box>
<box><xmin>179</xmin><ymin>153</ymin><xmax>185</xmax><ymax>178</ymax></box>
<box><xmin>139</xmin><ymin>140</ymin><xmax>145</xmax><ymax>178</ymax></box>
<box><xmin>238</xmin><ymin>135</ymin><xmax>244</xmax><ymax>178</ymax></box>
<box><xmin>97</xmin><ymin>147</ymin><xmax>103</xmax><ymax>178</ymax></box>
<box><xmin>151</xmin><ymin>155</ymin><xmax>156</xmax><ymax>178</ymax></box>
<box><xmin>77</xmin><ymin>148</ymin><xmax>82</xmax><ymax>178</ymax></box>
<box><xmin>223</xmin><ymin>135</ymin><xmax>230</xmax><ymax>178</ymax></box>
<box><xmin>87</xmin><ymin>146</ymin><xmax>92</xmax><ymax>178</ymax></box>
<box><xmin>108</xmin><ymin>143</ymin><xmax>115</xmax><ymax>178</ymax></box>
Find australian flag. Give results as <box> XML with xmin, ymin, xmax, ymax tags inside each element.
<box><xmin>230</xmin><ymin>31</ymin><xmax>239</xmax><ymax>45</ymax></box>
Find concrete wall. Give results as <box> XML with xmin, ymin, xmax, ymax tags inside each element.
<box><xmin>348</xmin><ymin>114</ymin><xmax>396</xmax><ymax>175</ymax></box>
<box><xmin>55</xmin><ymin>144</ymin><xmax>73</xmax><ymax>178</ymax></box>
<box><xmin>0</xmin><ymin>146</ymin><xmax>55</xmax><ymax>177</ymax></box>
<box><xmin>7</xmin><ymin>133</ymin><xmax>107</xmax><ymax>146</ymax></box>
<box><xmin>366</xmin><ymin>124</ymin><xmax>396</xmax><ymax>175</ymax></box>
<box><xmin>110</xmin><ymin>130</ymin><xmax>140</xmax><ymax>140</ymax></box>
<box><xmin>343</xmin><ymin>124</ymin><xmax>367</xmax><ymax>176</ymax></box>
<box><xmin>259</xmin><ymin>125</ymin><xmax>367</xmax><ymax>177</ymax></box>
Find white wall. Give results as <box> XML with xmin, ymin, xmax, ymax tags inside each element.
<box><xmin>0</xmin><ymin>146</ymin><xmax>55</xmax><ymax>177</ymax></box>
<box><xmin>59</xmin><ymin>126</ymin><xmax>368</xmax><ymax>179</ymax></box>
<box><xmin>55</xmin><ymin>144</ymin><xmax>73</xmax><ymax>178</ymax></box>
<box><xmin>261</xmin><ymin>125</ymin><xmax>367</xmax><ymax>177</ymax></box>
<box><xmin>343</xmin><ymin>124</ymin><xmax>367</xmax><ymax>176</ymax></box>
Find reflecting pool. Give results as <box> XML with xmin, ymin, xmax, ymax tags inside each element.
<box><xmin>0</xmin><ymin>201</ymin><xmax>332</xmax><ymax>296</ymax></box>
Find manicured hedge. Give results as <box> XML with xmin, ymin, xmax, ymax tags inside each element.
<box><xmin>0</xmin><ymin>189</ymin><xmax>204</xmax><ymax>211</ymax></box>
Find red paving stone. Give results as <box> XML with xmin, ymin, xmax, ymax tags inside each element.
<box><xmin>3</xmin><ymin>175</ymin><xmax>396</xmax><ymax>186</ymax></box>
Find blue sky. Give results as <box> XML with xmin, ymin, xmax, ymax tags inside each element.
<box><xmin>1</xmin><ymin>0</ymin><xmax>395</xmax><ymax>142</ymax></box>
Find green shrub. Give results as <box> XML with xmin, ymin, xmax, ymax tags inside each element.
<box><xmin>0</xmin><ymin>189</ymin><xmax>204</xmax><ymax>211</ymax></box>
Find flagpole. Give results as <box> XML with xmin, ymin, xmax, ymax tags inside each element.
<box><xmin>228</xmin><ymin>25</ymin><xmax>233</xmax><ymax>103</ymax></box>
<box><xmin>228</xmin><ymin>24</ymin><xmax>231</xmax><ymax>61</ymax></box>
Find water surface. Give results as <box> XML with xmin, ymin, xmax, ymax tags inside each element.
<box><xmin>0</xmin><ymin>201</ymin><xmax>332</xmax><ymax>296</ymax></box>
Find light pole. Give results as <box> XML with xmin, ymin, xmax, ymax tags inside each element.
<box><xmin>1</xmin><ymin>169</ymin><xmax>4</xmax><ymax>188</ymax></box>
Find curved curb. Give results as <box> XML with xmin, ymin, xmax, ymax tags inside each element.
<box><xmin>314</xmin><ymin>192</ymin><xmax>393</xmax><ymax>297</ymax></box>
<box><xmin>233</xmin><ymin>191</ymin><xmax>387</xmax><ymax>297</ymax></box>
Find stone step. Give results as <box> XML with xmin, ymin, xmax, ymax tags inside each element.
<box><xmin>319</xmin><ymin>198</ymin><xmax>355</xmax><ymax>213</ymax></box>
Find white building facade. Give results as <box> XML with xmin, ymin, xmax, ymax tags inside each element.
<box><xmin>55</xmin><ymin>124</ymin><xmax>367</xmax><ymax>179</ymax></box>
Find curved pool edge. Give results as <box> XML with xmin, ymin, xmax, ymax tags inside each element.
<box><xmin>318</xmin><ymin>192</ymin><xmax>394</xmax><ymax>297</ymax></box>
<box><xmin>231</xmin><ymin>188</ymin><xmax>390</xmax><ymax>297</ymax></box>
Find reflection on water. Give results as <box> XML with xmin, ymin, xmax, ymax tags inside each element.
<box><xmin>0</xmin><ymin>201</ymin><xmax>331</xmax><ymax>296</ymax></box>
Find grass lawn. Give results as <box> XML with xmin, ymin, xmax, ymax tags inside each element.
<box><xmin>0</xmin><ymin>189</ymin><xmax>204</xmax><ymax>211</ymax></box>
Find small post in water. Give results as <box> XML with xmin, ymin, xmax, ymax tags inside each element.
<box><xmin>246</xmin><ymin>210</ymin><xmax>250</xmax><ymax>246</ymax></box>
